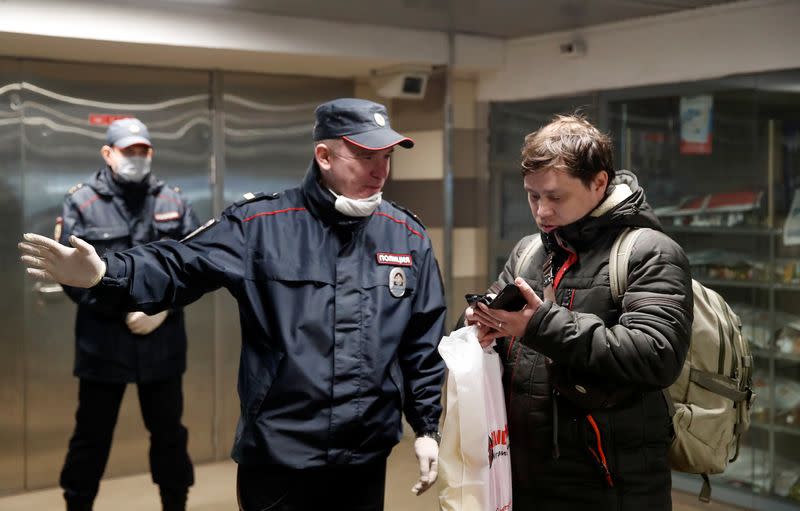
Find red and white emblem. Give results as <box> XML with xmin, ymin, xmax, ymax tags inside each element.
<box><xmin>376</xmin><ymin>252</ymin><xmax>412</xmax><ymax>267</ymax></box>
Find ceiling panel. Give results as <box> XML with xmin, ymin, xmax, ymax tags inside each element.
<box><xmin>129</xmin><ymin>0</ymin><xmax>738</xmax><ymax>38</ymax></box>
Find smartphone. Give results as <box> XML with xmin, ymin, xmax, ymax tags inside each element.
<box><xmin>488</xmin><ymin>283</ymin><xmax>527</xmax><ymax>311</ymax></box>
<box><xmin>465</xmin><ymin>293</ymin><xmax>492</xmax><ymax>307</ymax></box>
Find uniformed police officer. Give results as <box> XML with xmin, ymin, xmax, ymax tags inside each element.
<box><xmin>51</xmin><ymin>118</ymin><xmax>198</xmax><ymax>511</ymax></box>
<box><xmin>21</xmin><ymin>99</ymin><xmax>446</xmax><ymax>511</ymax></box>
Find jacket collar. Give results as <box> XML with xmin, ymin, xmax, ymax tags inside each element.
<box><xmin>547</xmin><ymin>170</ymin><xmax>661</xmax><ymax>252</ymax></box>
<box><xmin>589</xmin><ymin>183</ymin><xmax>633</xmax><ymax>217</ymax></box>
<box><xmin>301</xmin><ymin>159</ymin><xmax>370</xmax><ymax>231</ymax></box>
<box><xmin>88</xmin><ymin>166</ymin><xmax>163</xmax><ymax>198</ymax></box>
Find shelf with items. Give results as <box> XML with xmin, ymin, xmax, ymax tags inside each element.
<box><xmin>700</xmin><ymin>280</ymin><xmax>800</xmax><ymax>291</ymax></box>
<box><xmin>741</xmin><ymin>306</ymin><xmax>800</xmax><ymax>356</ymax></box>
<box><xmin>751</xmin><ymin>369</ymin><xmax>800</xmax><ymax>432</ymax></box>
<box><xmin>751</xmin><ymin>422</ymin><xmax>800</xmax><ymax>436</ymax></box>
<box><xmin>752</xmin><ymin>348</ymin><xmax>800</xmax><ymax>364</ymax></box>
<box><xmin>663</xmin><ymin>225</ymin><xmax>781</xmax><ymax>236</ymax></box>
<box><xmin>654</xmin><ymin>189</ymin><xmax>767</xmax><ymax>231</ymax></box>
<box><xmin>700</xmin><ymin>278</ymin><xmax>774</xmax><ymax>290</ymax></box>
<box><xmin>775</xmin><ymin>321</ymin><xmax>800</xmax><ymax>362</ymax></box>
<box><xmin>719</xmin><ymin>441</ymin><xmax>800</xmax><ymax>504</ymax></box>
<box><xmin>685</xmin><ymin>253</ymin><xmax>800</xmax><ymax>291</ymax></box>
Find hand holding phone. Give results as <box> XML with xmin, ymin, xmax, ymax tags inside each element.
<box><xmin>465</xmin><ymin>283</ymin><xmax>526</xmax><ymax>312</ymax></box>
<box><xmin>466</xmin><ymin>278</ymin><xmax>542</xmax><ymax>343</ymax></box>
<box><xmin>488</xmin><ymin>283</ymin><xmax>527</xmax><ymax>311</ymax></box>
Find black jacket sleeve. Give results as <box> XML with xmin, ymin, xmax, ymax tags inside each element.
<box><xmin>398</xmin><ymin>244</ymin><xmax>447</xmax><ymax>434</ymax></box>
<box><xmin>522</xmin><ymin>229</ymin><xmax>693</xmax><ymax>388</ymax></box>
<box><xmin>93</xmin><ymin>210</ymin><xmax>247</xmax><ymax>314</ymax></box>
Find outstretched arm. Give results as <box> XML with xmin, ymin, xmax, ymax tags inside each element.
<box><xmin>20</xmin><ymin>212</ymin><xmax>247</xmax><ymax>314</ymax></box>
<box><xmin>20</xmin><ymin>233</ymin><xmax>106</xmax><ymax>288</ymax></box>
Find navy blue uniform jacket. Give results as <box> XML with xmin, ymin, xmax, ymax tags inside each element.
<box><xmin>60</xmin><ymin>167</ymin><xmax>199</xmax><ymax>383</ymax></box>
<box><xmin>92</xmin><ymin>161</ymin><xmax>447</xmax><ymax>468</ymax></box>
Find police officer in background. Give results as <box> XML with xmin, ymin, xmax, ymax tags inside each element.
<box><xmin>54</xmin><ymin>118</ymin><xmax>198</xmax><ymax>511</ymax></box>
<box><xmin>21</xmin><ymin>99</ymin><xmax>446</xmax><ymax>511</ymax></box>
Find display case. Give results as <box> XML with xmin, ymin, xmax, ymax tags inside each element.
<box><xmin>610</xmin><ymin>80</ymin><xmax>800</xmax><ymax>509</ymax></box>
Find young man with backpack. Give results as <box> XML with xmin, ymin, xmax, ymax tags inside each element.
<box><xmin>466</xmin><ymin>114</ymin><xmax>694</xmax><ymax>510</ymax></box>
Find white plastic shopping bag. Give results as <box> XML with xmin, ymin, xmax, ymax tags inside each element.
<box><xmin>438</xmin><ymin>326</ymin><xmax>512</xmax><ymax>511</ymax></box>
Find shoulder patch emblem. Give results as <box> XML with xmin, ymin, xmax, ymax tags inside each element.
<box><xmin>67</xmin><ymin>183</ymin><xmax>84</xmax><ymax>195</ymax></box>
<box><xmin>180</xmin><ymin>218</ymin><xmax>217</xmax><ymax>243</ymax></box>
<box><xmin>234</xmin><ymin>191</ymin><xmax>280</xmax><ymax>207</ymax></box>
<box><xmin>173</xmin><ymin>186</ymin><xmax>181</xmax><ymax>193</ymax></box>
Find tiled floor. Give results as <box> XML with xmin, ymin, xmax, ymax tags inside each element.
<box><xmin>0</xmin><ymin>433</ymin><xmax>748</xmax><ymax>511</ymax></box>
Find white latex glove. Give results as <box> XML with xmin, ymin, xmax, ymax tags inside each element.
<box><xmin>411</xmin><ymin>436</ymin><xmax>439</xmax><ymax>496</ymax></box>
<box><xmin>19</xmin><ymin>234</ymin><xmax>106</xmax><ymax>288</ymax></box>
<box><xmin>126</xmin><ymin>310</ymin><xmax>169</xmax><ymax>335</ymax></box>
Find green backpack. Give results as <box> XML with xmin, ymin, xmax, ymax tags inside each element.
<box><xmin>612</xmin><ymin>228</ymin><xmax>755</xmax><ymax>501</ymax></box>
<box><xmin>515</xmin><ymin>228</ymin><xmax>756</xmax><ymax>502</ymax></box>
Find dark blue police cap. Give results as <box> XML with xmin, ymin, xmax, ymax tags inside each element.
<box><xmin>106</xmin><ymin>118</ymin><xmax>151</xmax><ymax>148</ymax></box>
<box><xmin>313</xmin><ymin>98</ymin><xmax>414</xmax><ymax>150</ymax></box>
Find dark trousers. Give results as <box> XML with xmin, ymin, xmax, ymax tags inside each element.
<box><xmin>60</xmin><ymin>376</ymin><xmax>194</xmax><ymax>509</ymax></box>
<box><xmin>236</xmin><ymin>458</ymin><xmax>387</xmax><ymax>511</ymax></box>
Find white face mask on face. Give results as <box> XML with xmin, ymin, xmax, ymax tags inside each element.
<box><xmin>113</xmin><ymin>154</ymin><xmax>151</xmax><ymax>183</ymax></box>
<box><xmin>327</xmin><ymin>188</ymin><xmax>382</xmax><ymax>217</ymax></box>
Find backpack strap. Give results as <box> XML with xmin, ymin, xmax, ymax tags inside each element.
<box><xmin>608</xmin><ymin>227</ymin><xmax>646</xmax><ymax>306</ymax></box>
<box><xmin>513</xmin><ymin>235</ymin><xmax>559</xmax><ymax>302</ymax></box>
<box><xmin>514</xmin><ymin>235</ymin><xmax>543</xmax><ymax>278</ymax></box>
<box><xmin>689</xmin><ymin>369</ymin><xmax>752</xmax><ymax>403</ymax></box>
<box><xmin>700</xmin><ymin>474</ymin><xmax>712</xmax><ymax>503</ymax></box>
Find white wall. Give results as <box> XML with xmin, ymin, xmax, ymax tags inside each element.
<box><xmin>478</xmin><ymin>0</ymin><xmax>800</xmax><ymax>101</ymax></box>
<box><xmin>0</xmin><ymin>0</ymin><xmax>502</xmax><ymax>78</ymax></box>
<box><xmin>3</xmin><ymin>0</ymin><xmax>797</xmax><ymax>99</ymax></box>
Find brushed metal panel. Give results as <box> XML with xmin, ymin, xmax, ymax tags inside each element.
<box><xmin>0</xmin><ymin>57</ymin><xmax>25</xmax><ymax>495</ymax></box>
<box><xmin>20</xmin><ymin>60</ymin><xmax>215</xmax><ymax>489</ymax></box>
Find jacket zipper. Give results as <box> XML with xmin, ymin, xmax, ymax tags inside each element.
<box><xmin>553</xmin><ymin>251</ymin><xmax>577</xmax><ymax>292</ymax></box>
<box><xmin>508</xmin><ymin>244</ymin><xmax>577</xmax><ymax>435</ymax></box>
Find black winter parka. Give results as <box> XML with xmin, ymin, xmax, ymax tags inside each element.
<box><xmin>490</xmin><ymin>171</ymin><xmax>693</xmax><ymax>511</ymax></box>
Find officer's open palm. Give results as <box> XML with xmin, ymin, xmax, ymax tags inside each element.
<box><xmin>19</xmin><ymin>233</ymin><xmax>106</xmax><ymax>288</ymax></box>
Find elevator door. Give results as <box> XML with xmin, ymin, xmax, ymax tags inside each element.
<box><xmin>0</xmin><ymin>58</ymin><xmax>25</xmax><ymax>495</ymax></box>
<box><xmin>19</xmin><ymin>60</ymin><xmax>215</xmax><ymax>490</ymax></box>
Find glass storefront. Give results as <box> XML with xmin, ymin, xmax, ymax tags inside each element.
<box><xmin>489</xmin><ymin>69</ymin><xmax>800</xmax><ymax>510</ymax></box>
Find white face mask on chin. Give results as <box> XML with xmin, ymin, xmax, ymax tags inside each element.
<box><xmin>113</xmin><ymin>155</ymin><xmax>152</xmax><ymax>183</ymax></box>
<box><xmin>327</xmin><ymin>188</ymin><xmax>382</xmax><ymax>217</ymax></box>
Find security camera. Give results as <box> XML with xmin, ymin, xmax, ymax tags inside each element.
<box><xmin>559</xmin><ymin>39</ymin><xmax>587</xmax><ymax>58</ymax></box>
<box><xmin>369</xmin><ymin>66</ymin><xmax>431</xmax><ymax>100</ymax></box>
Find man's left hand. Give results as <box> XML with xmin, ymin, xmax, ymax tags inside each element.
<box><xmin>411</xmin><ymin>436</ymin><xmax>439</xmax><ymax>496</ymax></box>
<box><xmin>470</xmin><ymin>277</ymin><xmax>543</xmax><ymax>339</ymax></box>
<box><xmin>126</xmin><ymin>310</ymin><xmax>168</xmax><ymax>335</ymax></box>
